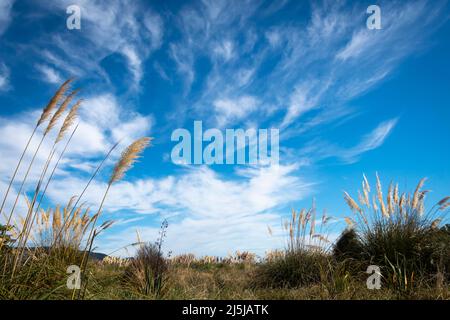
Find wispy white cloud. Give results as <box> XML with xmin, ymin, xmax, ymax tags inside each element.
<box><xmin>90</xmin><ymin>163</ymin><xmax>312</xmax><ymax>256</ymax></box>
<box><xmin>281</xmin><ymin>80</ymin><xmax>331</xmax><ymax>128</ymax></box>
<box><xmin>0</xmin><ymin>63</ymin><xmax>10</xmax><ymax>91</ymax></box>
<box><xmin>36</xmin><ymin>0</ymin><xmax>164</xmax><ymax>91</ymax></box>
<box><xmin>169</xmin><ymin>0</ymin><xmax>261</xmax><ymax>96</ymax></box>
<box><xmin>212</xmin><ymin>40</ymin><xmax>235</xmax><ymax>61</ymax></box>
<box><xmin>213</xmin><ymin>95</ymin><xmax>258</xmax><ymax>126</ymax></box>
<box><xmin>297</xmin><ymin>118</ymin><xmax>399</xmax><ymax>164</ymax></box>
<box><xmin>71</xmin><ymin>93</ymin><xmax>153</xmax><ymax>155</ymax></box>
<box><xmin>344</xmin><ymin>118</ymin><xmax>398</xmax><ymax>162</ymax></box>
<box><xmin>35</xmin><ymin>64</ymin><xmax>62</xmax><ymax>84</ymax></box>
<box><xmin>0</xmin><ymin>0</ymin><xmax>14</xmax><ymax>36</ymax></box>
<box><xmin>168</xmin><ymin>0</ymin><xmax>445</xmax><ymax>142</ymax></box>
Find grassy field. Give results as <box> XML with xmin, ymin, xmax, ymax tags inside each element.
<box><xmin>86</xmin><ymin>253</ymin><xmax>450</xmax><ymax>300</ymax></box>
<box><xmin>1</xmin><ymin>81</ymin><xmax>449</xmax><ymax>300</ymax></box>
<box><xmin>2</xmin><ymin>249</ymin><xmax>449</xmax><ymax>300</ymax></box>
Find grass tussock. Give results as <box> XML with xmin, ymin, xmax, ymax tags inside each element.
<box><xmin>339</xmin><ymin>174</ymin><xmax>450</xmax><ymax>296</ymax></box>
<box><xmin>123</xmin><ymin>243</ymin><xmax>169</xmax><ymax>298</ymax></box>
<box><xmin>122</xmin><ymin>221</ymin><xmax>169</xmax><ymax>299</ymax></box>
<box><xmin>253</xmin><ymin>203</ymin><xmax>331</xmax><ymax>289</ymax></box>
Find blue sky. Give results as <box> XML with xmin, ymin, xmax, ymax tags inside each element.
<box><xmin>0</xmin><ymin>0</ymin><xmax>449</xmax><ymax>257</ymax></box>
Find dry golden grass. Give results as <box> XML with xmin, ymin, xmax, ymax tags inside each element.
<box><xmin>32</xmin><ymin>201</ymin><xmax>93</xmax><ymax>248</ymax></box>
<box><xmin>84</xmin><ymin>260</ymin><xmax>450</xmax><ymax>300</ymax></box>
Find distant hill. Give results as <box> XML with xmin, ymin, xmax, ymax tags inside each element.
<box><xmin>23</xmin><ymin>247</ymin><xmax>108</xmax><ymax>261</ymax></box>
<box><xmin>89</xmin><ymin>251</ymin><xmax>108</xmax><ymax>261</ymax></box>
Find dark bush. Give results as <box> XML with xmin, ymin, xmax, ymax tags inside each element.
<box><xmin>123</xmin><ymin>243</ymin><xmax>168</xmax><ymax>297</ymax></box>
<box><xmin>333</xmin><ymin>229</ymin><xmax>363</xmax><ymax>261</ymax></box>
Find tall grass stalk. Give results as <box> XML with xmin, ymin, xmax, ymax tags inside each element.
<box><xmin>9</xmin><ymin>96</ymin><xmax>80</xmax><ymax>278</ymax></box>
<box><xmin>18</xmin><ymin>123</ymin><xmax>80</xmax><ymax>264</ymax></box>
<box><xmin>52</xmin><ymin>141</ymin><xmax>120</xmax><ymax>247</ymax></box>
<box><xmin>2</xmin><ymin>81</ymin><xmax>73</xmax><ymax>247</ymax></box>
<box><xmin>0</xmin><ymin>79</ymin><xmax>72</xmax><ymax>251</ymax></box>
<box><xmin>20</xmin><ymin>109</ymin><xmax>119</xmax><ymax>281</ymax></box>
<box><xmin>285</xmin><ymin>200</ymin><xmax>331</xmax><ymax>254</ymax></box>
<box><xmin>17</xmin><ymin>95</ymin><xmax>79</xmax><ymax>247</ymax></box>
<box><xmin>18</xmin><ymin>97</ymin><xmax>81</xmax><ymax>250</ymax></box>
<box><xmin>75</xmin><ymin>137</ymin><xmax>151</xmax><ymax>299</ymax></box>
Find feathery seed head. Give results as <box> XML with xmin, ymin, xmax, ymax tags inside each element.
<box><xmin>56</xmin><ymin>99</ymin><xmax>82</xmax><ymax>143</ymax></box>
<box><xmin>344</xmin><ymin>191</ymin><xmax>362</xmax><ymax>214</ymax></box>
<box><xmin>344</xmin><ymin>217</ymin><xmax>354</xmax><ymax>228</ymax></box>
<box><xmin>431</xmin><ymin>219</ymin><xmax>442</xmax><ymax>229</ymax></box>
<box><xmin>412</xmin><ymin>178</ymin><xmax>427</xmax><ymax>210</ymax></box>
<box><xmin>363</xmin><ymin>173</ymin><xmax>371</xmax><ymax>193</ymax></box>
<box><xmin>109</xmin><ymin>137</ymin><xmax>152</xmax><ymax>184</ymax></box>
<box><xmin>37</xmin><ymin>78</ymin><xmax>73</xmax><ymax>127</ymax></box>
<box><xmin>438</xmin><ymin>196</ymin><xmax>450</xmax><ymax>206</ymax></box>
<box><xmin>45</xmin><ymin>89</ymin><xmax>78</xmax><ymax>135</ymax></box>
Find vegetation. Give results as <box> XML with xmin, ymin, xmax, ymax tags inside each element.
<box><xmin>0</xmin><ymin>80</ymin><xmax>449</xmax><ymax>299</ymax></box>
<box><xmin>0</xmin><ymin>80</ymin><xmax>151</xmax><ymax>299</ymax></box>
<box><xmin>340</xmin><ymin>175</ymin><xmax>450</xmax><ymax>296</ymax></box>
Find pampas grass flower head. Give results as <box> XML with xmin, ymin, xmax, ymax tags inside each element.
<box><xmin>110</xmin><ymin>137</ymin><xmax>152</xmax><ymax>184</ymax></box>
<box><xmin>56</xmin><ymin>99</ymin><xmax>82</xmax><ymax>143</ymax></box>
<box><xmin>37</xmin><ymin>78</ymin><xmax>73</xmax><ymax>127</ymax></box>
<box><xmin>45</xmin><ymin>90</ymin><xmax>79</xmax><ymax>135</ymax></box>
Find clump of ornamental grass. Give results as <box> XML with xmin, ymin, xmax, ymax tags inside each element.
<box><xmin>253</xmin><ymin>203</ymin><xmax>332</xmax><ymax>288</ymax></box>
<box><xmin>253</xmin><ymin>249</ymin><xmax>328</xmax><ymax>289</ymax></box>
<box><xmin>0</xmin><ymin>250</ymin><xmax>76</xmax><ymax>300</ymax></box>
<box><xmin>32</xmin><ymin>198</ymin><xmax>93</xmax><ymax>251</ymax></box>
<box><xmin>2</xmin><ymin>80</ymin><xmax>82</xmax><ymax>279</ymax></box>
<box><xmin>0</xmin><ymin>79</ymin><xmax>151</xmax><ymax>300</ymax></box>
<box><xmin>0</xmin><ymin>200</ymin><xmax>92</xmax><ymax>300</ymax></box>
<box><xmin>0</xmin><ymin>79</ymin><xmax>73</xmax><ymax>245</ymax></box>
<box><xmin>77</xmin><ymin>137</ymin><xmax>152</xmax><ymax>299</ymax></box>
<box><xmin>339</xmin><ymin>174</ymin><xmax>450</xmax><ymax>294</ymax></box>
